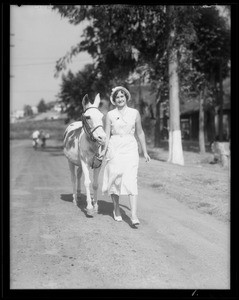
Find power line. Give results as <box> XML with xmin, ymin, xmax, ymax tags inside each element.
<box><xmin>12</xmin><ymin>90</ymin><xmax>58</xmax><ymax>93</ymax></box>
<box><xmin>11</xmin><ymin>58</ymin><xmax>92</xmax><ymax>67</ymax></box>
<box><xmin>11</xmin><ymin>62</ymin><xmax>56</xmax><ymax>67</ymax></box>
<box><xmin>12</xmin><ymin>56</ymin><xmax>60</xmax><ymax>60</ymax></box>
<box><xmin>10</xmin><ymin>32</ymin><xmax>15</xmax><ymax>47</ymax></box>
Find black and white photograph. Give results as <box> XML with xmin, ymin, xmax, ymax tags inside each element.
<box><xmin>4</xmin><ymin>3</ymin><xmax>236</xmax><ymax>295</ymax></box>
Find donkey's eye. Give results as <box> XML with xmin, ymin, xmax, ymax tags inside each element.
<box><xmin>85</xmin><ymin>116</ymin><xmax>91</xmax><ymax>120</ymax></box>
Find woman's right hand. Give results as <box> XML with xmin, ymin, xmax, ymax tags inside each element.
<box><xmin>144</xmin><ymin>153</ymin><xmax>151</xmax><ymax>163</ymax></box>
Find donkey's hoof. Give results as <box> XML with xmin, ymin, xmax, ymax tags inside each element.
<box><xmin>85</xmin><ymin>208</ymin><xmax>94</xmax><ymax>217</ymax></box>
<box><xmin>93</xmin><ymin>204</ymin><xmax>99</xmax><ymax>213</ymax></box>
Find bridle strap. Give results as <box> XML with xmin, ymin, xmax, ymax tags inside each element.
<box><xmin>81</xmin><ymin>106</ymin><xmax>104</xmax><ymax>169</ymax></box>
<box><xmin>83</xmin><ymin>107</ymin><xmax>98</xmax><ymax>113</ymax></box>
<box><xmin>82</xmin><ymin>107</ymin><xmax>103</xmax><ymax>143</ymax></box>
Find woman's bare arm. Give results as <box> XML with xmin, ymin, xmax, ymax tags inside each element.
<box><xmin>100</xmin><ymin>113</ymin><xmax>111</xmax><ymax>157</ymax></box>
<box><xmin>135</xmin><ymin>111</ymin><xmax>150</xmax><ymax>162</ymax></box>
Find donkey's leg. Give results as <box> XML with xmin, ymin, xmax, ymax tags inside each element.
<box><xmin>81</xmin><ymin>160</ymin><xmax>94</xmax><ymax>213</ymax></box>
<box><xmin>76</xmin><ymin>163</ymin><xmax>82</xmax><ymax>198</ymax></box>
<box><xmin>92</xmin><ymin>167</ymin><xmax>101</xmax><ymax>213</ymax></box>
<box><xmin>68</xmin><ymin>160</ymin><xmax>77</xmax><ymax>205</ymax></box>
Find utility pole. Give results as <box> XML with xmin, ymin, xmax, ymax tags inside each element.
<box><xmin>10</xmin><ymin>33</ymin><xmax>14</xmax><ymax>78</ymax></box>
<box><xmin>10</xmin><ymin>33</ymin><xmax>15</xmax><ymax>47</ymax></box>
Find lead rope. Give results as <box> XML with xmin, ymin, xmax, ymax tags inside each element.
<box><xmin>91</xmin><ymin>144</ymin><xmax>103</xmax><ymax>169</ymax></box>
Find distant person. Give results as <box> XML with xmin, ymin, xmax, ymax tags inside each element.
<box><xmin>40</xmin><ymin>130</ymin><xmax>50</xmax><ymax>148</ymax></box>
<box><xmin>32</xmin><ymin>130</ymin><xmax>40</xmax><ymax>150</ymax></box>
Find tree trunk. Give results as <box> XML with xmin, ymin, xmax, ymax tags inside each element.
<box><xmin>167</xmin><ymin>47</ymin><xmax>184</xmax><ymax>165</ymax></box>
<box><xmin>154</xmin><ymin>101</ymin><xmax>161</xmax><ymax>147</ymax></box>
<box><xmin>218</xmin><ymin>64</ymin><xmax>224</xmax><ymax>141</ymax></box>
<box><xmin>167</xmin><ymin>6</ymin><xmax>184</xmax><ymax>165</ymax></box>
<box><xmin>199</xmin><ymin>90</ymin><xmax>206</xmax><ymax>153</ymax></box>
<box><xmin>206</xmin><ymin>107</ymin><xmax>216</xmax><ymax>142</ymax></box>
<box><xmin>138</xmin><ymin>78</ymin><xmax>143</xmax><ymax>113</ymax></box>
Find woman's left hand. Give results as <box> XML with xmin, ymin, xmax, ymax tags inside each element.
<box><xmin>99</xmin><ymin>148</ymin><xmax>107</xmax><ymax>159</ymax></box>
<box><xmin>144</xmin><ymin>153</ymin><xmax>151</xmax><ymax>163</ymax></box>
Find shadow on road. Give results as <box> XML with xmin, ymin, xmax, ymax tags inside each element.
<box><xmin>60</xmin><ymin>193</ymin><xmax>138</xmax><ymax>228</ymax></box>
<box><xmin>146</xmin><ymin>152</ymin><xmax>167</xmax><ymax>162</ymax></box>
<box><xmin>60</xmin><ymin>193</ymin><xmax>97</xmax><ymax>219</ymax></box>
<box><xmin>97</xmin><ymin>200</ymin><xmax>137</xmax><ymax>229</ymax></box>
<box><xmin>60</xmin><ymin>193</ymin><xmax>73</xmax><ymax>202</ymax></box>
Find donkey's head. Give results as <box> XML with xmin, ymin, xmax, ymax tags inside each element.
<box><xmin>82</xmin><ymin>93</ymin><xmax>106</xmax><ymax>145</ymax></box>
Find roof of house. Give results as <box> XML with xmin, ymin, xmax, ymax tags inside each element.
<box><xmin>127</xmin><ymin>82</ymin><xmax>230</xmax><ymax>114</ymax></box>
<box><xmin>181</xmin><ymin>95</ymin><xmax>230</xmax><ymax>115</ymax></box>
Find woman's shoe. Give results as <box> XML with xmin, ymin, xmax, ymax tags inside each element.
<box><xmin>113</xmin><ymin>210</ymin><xmax>122</xmax><ymax>222</ymax></box>
<box><xmin>131</xmin><ymin>218</ymin><xmax>140</xmax><ymax>226</ymax></box>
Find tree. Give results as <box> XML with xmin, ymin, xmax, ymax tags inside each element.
<box><xmin>177</xmin><ymin>6</ymin><xmax>230</xmax><ymax>151</ymax></box>
<box><xmin>52</xmin><ymin>5</ymin><xmax>168</xmax><ymax>132</ymax></box>
<box><xmin>166</xmin><ymin>6</ymin><xmax>186</xmax><ymax>165</ymax></box>
<box><xmin>23</xmin><ymin>105</ymin><xmax>33</xmax><ymax>117</ymax></box>
<box><xmin>53</xmin><ymin>5</ymin><xmax>230</xmax><ymax>163</ymax></box>
<box><xmin>53</xmin><ymin>5</ymin><xmax>142</xmax><ymax>85</ymax></box>
<box><xmin>37</xmin><ymin>99</ymin><xmax>47</xmax><ymax>113</ymax></box>
<box><xmin>192</xmin><ymin>6</ymin><xmax>230</xmax><ymax>142</ymax></box>
<box><xmin>58</xmin><ymin>64</ymin><xmax>108</xmax><ymax>121</ymax></box>
<box><xmin>52</xmin><ymin>5</ymin><xmax>168</xmax><ymax>127</ymax></box>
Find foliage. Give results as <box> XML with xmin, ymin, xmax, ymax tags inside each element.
<box><xmin>53</xmin><ymin>5</ymin><xmax>230</xmax><ymax>126</ymax></box>
<box><xmin>52</xmin><ymin>6</ymin><xmax>200</xmax><ymax>96</ymax></box>
<box><xmin>58</xmin><ymin>64</ymin><xmax>108</xmax><ymax>120</ymax></box>
<box><xmin>37</xmin><ymin>99</ymin><xmax>47</xmax><ymax>113</ymax></box>
<box><xmin>179</xmin><ymin>6</ymin><xmax>230</xmax><ymax>105</ymax></box>
<box><xmin>23</xmin><ymin>105</ymin><xmax>33</xmax><ymax>117</ymax></box>
<box><xmin>192</xmin><ymin>6</ymin><xmax>230</xmax><ymax>80</ymax></box>
<box><xmin>53</xmin><ymin>5</ymin><xmax>169</xmax><ymax>86</ymax></box>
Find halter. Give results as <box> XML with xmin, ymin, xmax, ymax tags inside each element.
<box><xmin>81</xmin><ymin>107</ymin><xmax>104</xmax><ymax>169</ymax></box>
<box><xmin>81</xmin><ymin>107</ymin><xmax>104</xmax><ymax>143</ymax></box>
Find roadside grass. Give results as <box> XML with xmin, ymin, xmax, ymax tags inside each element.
<box><xmin>144</xmin><ymin>168</ymin><xmax>229</xmax><ymax>222</ymax></box>
<box><xmin>10</xmin><ymin>119</ymin><xmax>67</xmax><ymax>140</ymax></box>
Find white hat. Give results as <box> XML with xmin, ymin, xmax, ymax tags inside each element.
<box><xmin>110</xmin><ymin>86</ymin><xmax>131</xmax><ymax>105</ymax></box>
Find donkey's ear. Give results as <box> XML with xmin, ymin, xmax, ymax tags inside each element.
<box><xmin>82</xmin><ymin>94</ymin><xmax>90</xmax><ymax>109</ymax></box>
<box><xmin>93</xmin><ymin>93</ymin><xmax>101</xmax><ymax>108</ymax></box>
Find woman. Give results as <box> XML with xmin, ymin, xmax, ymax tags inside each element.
<box><xmin>101</xmin><ymin>86</ymin><xmax>150</xmax><ymax>226</ymax></box>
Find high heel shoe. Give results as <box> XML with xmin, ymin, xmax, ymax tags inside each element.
<box><xmin>113</xmin><ymin>210</ymin><xmax>122</xmax><ymax>222</ymax></box>
<box><xmin>131</xmin><ymin>218</ymin><xmax>140</xmax><ymax>226</ymax></box>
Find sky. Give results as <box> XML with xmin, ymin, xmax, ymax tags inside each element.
<box><xmin>9</xmin><ymin>5</ymin><xmax>230</xmax><ymax>113</ymax></box>
<box><xmin>10</xmin><ymin>5</ymin><xmax>92</xmax><ymax>112</ymax></box>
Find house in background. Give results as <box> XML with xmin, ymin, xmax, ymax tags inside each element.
<box><xmin>15</xmin><ymin>110</ymin><xmax>25</xmax><ymax>118</ymax></box>
<box><xmin>127</xmin><ymin>80</ymin><xmax>230</xmax><ymax>143</ymax></box>
<box><xmin>180</xmin><ymin>77</ymin><xmax>230</xmax><ymax>142</ymax></box>
<box><xmin>53</xmin><ymin>103</ymin><xmax>63</xmax><ymax>113</ymax></box>
<box><xmin>180</xmin><ymin>97</ymin><xmax>230</xmax><ymax>142</ymax></box>
<box><xmin>31</xmin><ymin>106</ymin><xmax>38</xmax><ymax>114</ymax></box>
<box><xmin>10</xmin><ymin>109</ymin><xmax>25</xmax><ymax>123</ymax></box>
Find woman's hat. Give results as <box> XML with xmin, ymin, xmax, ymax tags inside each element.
<box><xmin>110</xmin><ymin>86</ymin><xmax>131</xmax><ymax>105</ymax></box>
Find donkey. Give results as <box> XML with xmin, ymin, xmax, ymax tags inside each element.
<box><xmin>63</xmin><ymin>93</ymin><xmax>106</xmax><ymax>216</ymax></box>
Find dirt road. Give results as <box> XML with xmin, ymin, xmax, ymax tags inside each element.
<box><xmin>10</xmin><ymin>139</ymin><xmax>230</xmax><ymax>289</ymax></box>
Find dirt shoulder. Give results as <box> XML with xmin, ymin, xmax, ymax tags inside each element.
<box><xmin>138</xmin><ymin>145</ymin><xmax>230</xmax><ymax>223</ymax></box>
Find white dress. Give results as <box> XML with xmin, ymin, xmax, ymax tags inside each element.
<box><xmin>102</xmin><ymin>107</ymin><xmax>139</xmax><ymax>196</ymax></box>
